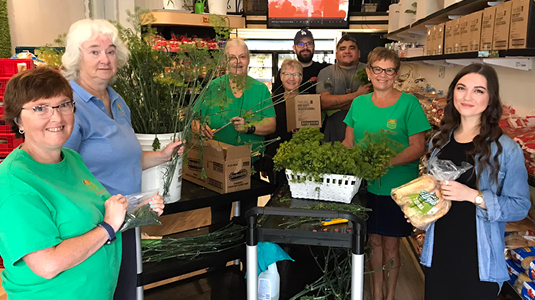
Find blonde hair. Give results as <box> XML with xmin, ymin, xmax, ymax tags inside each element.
<box><xmin>280</xmin><ymin>59</ymin><xmax>303</xmax><ymax>75</ymax></box>
<box><xmin>62</xmin><ymin>19</ymin><xmax>130</xmax><ymax>81</ymax></box>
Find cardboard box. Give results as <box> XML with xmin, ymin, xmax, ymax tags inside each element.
<box><xmin>286</xmin><ymin>94</ymin><xmax>322</xmax><ymax>132</ymax></box>
<box><xmin>436</xmin><ymin>23</ymin><xmax>445</xmax><ymax>55</ymax></box>
<box><xmin>444</xmin><ymin>20</ymin><xmax>455</xmax><ymax>54</ymax></box>
<box><xmin>481</xmin><ymin>6</ymin><xmax>497</xmax><ymax>50</ymax></box>
<box><xmin>459</xmin><ymin>15</ymin><xmax>470</xmax><ymax>52</ymax></box>
<box><xmin>183</xmin><ymin>140</ymin><xmax>251</xmax><ymax>194</ymax></box>
<box><xmin>469</xmin><ymin>11</ymin><xmax>483</xmax><ymax>51</ymax></box>
<box><xmin>509</xmin><ymin>0</ymin><xmax>535</xmax><ymax>49</ymax></box>
<box><xmin>427</xmin><ymin>26</ymin><xmax>434</xmax><ymax>55</ymax></box>
<box><xmin>452</xmin><ymin>18</ymin><xmax>462</xmax><ymax>53</ymax></box>
<box><xmin>493</xmin><ymin>0</ymin><xmax>513</xmax><ymax>50</ymax></box>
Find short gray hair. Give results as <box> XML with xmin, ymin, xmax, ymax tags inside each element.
<box><xmin>62</xmin><ymin>19</ymin><xmax>130</xmax><ymax>81</ymax></box>
<box><xmin>224</xmin><ymin>38</ymin><xmax>250</xmax><ymax>57</ymax></box>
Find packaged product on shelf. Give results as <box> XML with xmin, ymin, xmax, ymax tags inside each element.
<box><xmin>507</xmin><ymin>218</ymin><xmax>535</xmax><ymax>234</ymax></box>
<box><xmin>505</xmin><ymin>234</ymin><xmax>535</xmax><ymax>249</ymax></box>
<box><xmin>507</xmin><ymin>259</ymin><xmax>523</xmax><ymax>285</ymax></box>
<box><xmin>511</xmin><ymin>247</ymin><xmax>535</xmax><ymax>270</ymax></box>
<box><xmin>522</xmin><ymin>280</ymin><xmax>535</xmax><ymax>299</ymax></box>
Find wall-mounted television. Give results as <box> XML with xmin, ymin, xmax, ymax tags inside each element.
<box><xmin>268</xmin><ymin>0</ymin><xmax>349</xmax><ymax>29</ymax></box>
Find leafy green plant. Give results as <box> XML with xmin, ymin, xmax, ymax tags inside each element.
<box><xmin>0</xmin><ymin>0</ymin><xmax>12</xmax><ymax>58</ymax></box>
<box><xmin>405</xmin><ymin>2</ymin><xmax>417</xmax><ymax>14</ymax></box>
<box><xmin>273</xmin><ymin>127</ymin><xmax>402</xmax><ymax>182</ymax></box>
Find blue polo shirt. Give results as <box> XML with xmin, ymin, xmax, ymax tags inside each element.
<box><xmin>64</xmin><ymin>81</ymin><xmax>142</xmax><ymax>195</ymax></box>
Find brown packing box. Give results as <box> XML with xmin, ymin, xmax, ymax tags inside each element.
<box><xmin>444</xmin><ymin>20</ymin><xmax>455</xmax><ymax>54</ymax></box>
<box><xmin>493</xmin><ymin>0</ymin><xmax>513</xmax><ymax>50</ymax></box>
<box><xmin>183</xmin><ymin>140</ymin><xmax>251</xmax><ymax>194</ymax></box>
<box><xmin>510</xmin><ymin>0</ymin><xmax>535</xmax><ymax>49</ymax></box>
<box><xmin>286</xmin><ymin>94</ymin><xmax>322</xmax><ymax>132</ymax></box>
<box><xmin>481</xmin><ymin>6</ymin><xmax>497</xmax><ymax>50</ymax></box>
<box><xmin>436</xmin><ymin>23</ymin><xmax>445</xmax><ymax>55</ymax></box>
<box><xmin>427</xmin><ymin>27</ymin><xmax>434</xmax><ymax>55</ymax></box>
<box><xmin>452</xmin><ymin>18</ymin><xmax>462</xmax><ymax>53</ymax></box>
<box><xmin>469</xmin><ymin>11</ymin><xmax>483</xmax><ymax>51</ymax></box>
<box><xmin>459</xmin><ymin>15</ymin><xmax>470</xmax><ymax>52</ymax></box>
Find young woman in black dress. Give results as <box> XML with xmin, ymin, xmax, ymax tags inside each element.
<box><xmin>423</xmin><ymin>63</ymin><xmax>531</xmax><ymax>300</ymax></box>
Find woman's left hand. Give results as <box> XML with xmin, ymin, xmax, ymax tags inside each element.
<box><xmin>440</xmin><ymin>180</ymin><xmax>478</xmax><ymax>203</ymax></box>
<box><xmin>230</xmin><ymin>117</ymin><xmax>247</xmax><ymax>133</ymax></box>
<box><xmin>138</xmin><ymin>193</ymin><xmax>165</xmax><ymax>216</ymax></box>
<box><xmin>160</xmin><ymin>139</ymin><xmax>185</xmax><ymax>161</ymax></box>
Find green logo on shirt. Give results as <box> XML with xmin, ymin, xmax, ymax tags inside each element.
<box><xmin>387</xmin><ymin>119</ymin><xmax>397</xmax><ymax>129</ymax></box>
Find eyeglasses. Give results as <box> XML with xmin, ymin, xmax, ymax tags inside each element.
<box><xmin>296</xmin><ymin>42</ymin><xmax>314</xmax><ymax>49</ymax></box>
<box><xmin>371</xmin><ymin>66</ymin><xmax>397</xmax><ymax>76</ymax></box>
<box><xmin>22</xmin><ymin>101</ymin><xmax>75</xmax><ymax>118</ymax></box>
<box><xmin>282</xmin><ymin>72</ymin><xmax>302</xmax><ymax>78</ymax></box>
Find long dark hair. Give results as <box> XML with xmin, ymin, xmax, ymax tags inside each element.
<box><xmin>430</xmin><ymin>63</ymin><xmax>503</xmax><ymax>186</ymax></box>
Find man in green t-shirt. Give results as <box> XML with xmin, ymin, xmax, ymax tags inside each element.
<box><xmin>192</xmin><ymin>38</ymin><xmax>276</xmax><ymax>157</ymax></box>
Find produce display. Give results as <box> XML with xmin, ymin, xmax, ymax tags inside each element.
<box><xmin>150</xmin><ymin>33</ymin><xmax>221</xmax><ymax>52</ymax></box>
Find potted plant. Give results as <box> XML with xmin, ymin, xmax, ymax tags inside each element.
<box><xmin>273</xmin><ymin>127</ymin><xmax>402</xmax><ymax>202</ymax></box>
<box><xmin>111</xmin><ymin>8</ymin><xmax>230</xmax><ymax>202</ymax></box>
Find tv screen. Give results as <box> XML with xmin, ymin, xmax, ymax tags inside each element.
<box><xmin>268</xmin><ymin>0</ymin><xmax>349</xmax><ymax>29</ymax></box>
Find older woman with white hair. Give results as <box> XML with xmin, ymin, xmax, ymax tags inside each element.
<box><xmin>192</xmin><ymin>38</ymin><xmax>276</xmax><ymax>224</ymax></box>
<box><xmin>193</xmin><ymin>38</ymin><xmax>276</xmax><ymax>144</ymax></box>
<box><xmin>62</xmin><ymin>19</ymin><xmax>180</xmax><ymax>299</ymax></box>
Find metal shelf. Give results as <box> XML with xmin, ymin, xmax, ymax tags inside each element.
<box><xmin>401</xmin><ymin>49</ymin><xmax>535</xmax><ymax>71</ymax></box>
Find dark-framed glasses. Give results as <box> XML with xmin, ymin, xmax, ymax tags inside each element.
<box><xmin>371</xmin><ymin>66</ymin><xmax>397</xmax><ymax>76</ymax></box>
<box><xmin>22</xmin><ymin>101</ymin><xmax>75</xmax><ymax>118</ymax></box>
<box><xmin>296</xmin><ymin>42</ymin><xmax>314</xmax><ymax>48</ymax></box>
<box><xmin>282</xmin><ymin>72</ymin><xmax>302</xmax><ymax>78</ymax></box>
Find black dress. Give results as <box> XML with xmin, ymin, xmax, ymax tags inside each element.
<box><xmin>425</xmin><ymin>136</ymin><xmax>499</xmax><ymax>300</ymax></box>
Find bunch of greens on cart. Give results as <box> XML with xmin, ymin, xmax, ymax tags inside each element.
<box><xmin>273</xmin><ymin>127</ymin><xmax>403</xmax><ymax>182</ymax></box>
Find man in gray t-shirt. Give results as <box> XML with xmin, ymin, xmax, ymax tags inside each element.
<box><xmin>317</xmin><ymin>35</ymin><xmax>371</xmax><ymax>142</ymax></box>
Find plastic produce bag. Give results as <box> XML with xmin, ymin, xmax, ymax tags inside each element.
<box><xmin>391</xmin><ymin>157</ymin><xmax>472</xmax><ymax>230</ymax></box>
<box><xmin>120</xmin><ymin>189</ymin><xmax>162</xmax><ymax>232</ymax></box>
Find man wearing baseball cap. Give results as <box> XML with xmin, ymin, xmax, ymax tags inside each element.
<box><xmin>271</xmin><ymin>28</ymin><xmax>330</xmax><ymax>95</ymax></box>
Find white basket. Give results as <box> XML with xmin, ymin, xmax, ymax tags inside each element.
<box><xmin>285</xmin><ymin>170</ymin><xmax>362</xmax><ymax>203</ymax></box>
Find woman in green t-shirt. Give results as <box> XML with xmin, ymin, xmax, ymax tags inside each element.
<box><xmin>0</xmin><ymin>68</ymin><xmax>165</xmax><ymax>300</ymax></box>
<box><xmin>342</xmin><ymin>47</ymin><xmax>430</xmax><ymax>300</ymax></box>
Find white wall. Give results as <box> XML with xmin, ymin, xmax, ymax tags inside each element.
<box><xmin>7</xmin><ymin>0</ymin><xmax>87</xmax><ymax>51</ymax></box>
<box><xmin>404</xmin><ymin>62</ymin><xmax>535</xmax><ymax>117</ymax></box>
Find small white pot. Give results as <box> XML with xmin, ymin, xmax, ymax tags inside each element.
<box><xmin>136</xmin><ymin>133</ymin><xmax>183</xmax><ymax>203</ymax></box>
<box><xmin>163</xmin><ymin>0</ymin><xmax>184</xmax><ymax>9</ymax></box>
<box><xmin>208</xmin><ymin>0</ymin><xmax>227</xmax><ymax>15</ymax></box>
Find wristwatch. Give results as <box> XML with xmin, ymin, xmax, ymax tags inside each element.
<box><xmin>474</xmin><ymin>191</ymin><xmax>484</xmax><ymax>206</ymax></box>
<box><xmin>97</xmin><ymin>221</ymin><xmax>116</xmax><ymax>244</ymax></box>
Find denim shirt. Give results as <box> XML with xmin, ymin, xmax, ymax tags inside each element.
<box><xmin>420</xmin><ymin>132</ymin><xmax>531</xmax><ymax>287</ymax></box>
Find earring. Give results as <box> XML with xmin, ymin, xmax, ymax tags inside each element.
<box><xmin>367</xmin><ymin>77</ymin><xmax>370</xmax><ymax>81</ymax></box>
<box><xmin>19</xmin><ymin>129</ymin><xmax>24</xmax><ymax>135</ymax></box>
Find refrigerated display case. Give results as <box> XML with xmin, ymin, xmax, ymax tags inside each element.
<box><xmin>245</xmin><ymin>39</ymin><xmax>335</xmax><ymax>91</ymax></box>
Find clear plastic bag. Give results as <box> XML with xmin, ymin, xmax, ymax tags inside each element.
<box><xmin>391</xmin><ymin>157</ymin><xmax>473</xmax><ymax>230</ymax></box>
<box><xmin>120</xmin><ymin>189</ymin><xmax>162</xmax><ymax>232</ymax></box>
<box><xmin>428</xmin><ymin>156</ymin><xmax>472</xmax><ymax>182</ymax></box>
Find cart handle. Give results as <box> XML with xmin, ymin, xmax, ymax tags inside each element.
<box><xmin>245</xmin><ymin>206</ymin><xmax>366</xmax><ymax>255</ymax></box>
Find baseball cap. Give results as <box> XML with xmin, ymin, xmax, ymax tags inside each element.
<box><xmin>294</xmin><ymin>28</ymin><xmax>314</xmax><ymax>45</ymax></box>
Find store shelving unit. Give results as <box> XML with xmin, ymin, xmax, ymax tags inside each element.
<box><xmin>386</xmin><ymin>0</ymin><xmax>492</xmax><ymax>41</ymax></box>
<box><xmin>142</xmin><ymin>10</ymin><xmax>245</xmax><ymax>28</ymax></box>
